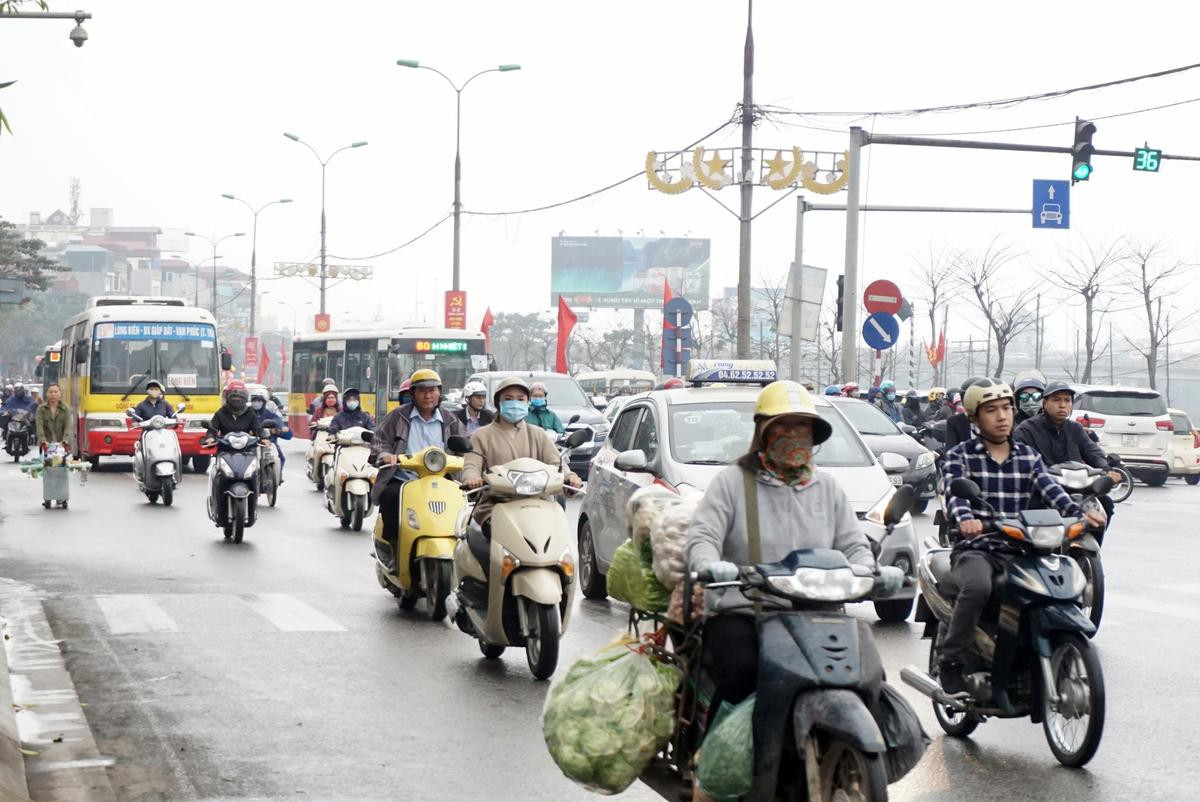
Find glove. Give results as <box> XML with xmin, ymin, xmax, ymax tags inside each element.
<box><xmin>707</xmin><ymin>561</ymin><xmax>739</xmax><ymax>582</ymax></box>
<box><xmin>878</xmin><ymin>565</ymin><xmax>905</xmax><ymax>595</ymax></box>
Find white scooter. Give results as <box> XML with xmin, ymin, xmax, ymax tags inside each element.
<box><xmin>128</xmin><ymin>403</ymin><xmax>185</xmax><ymax>506</ymax></box>
<box><xmin>324</xmin><ymin>426</ymin><xmax>376</xmax><ymax>530</ymax></box>
<box><xmin>306</xmin><ymin>418</ymin><xmax>335</xmax><ymax>491</ymax></box>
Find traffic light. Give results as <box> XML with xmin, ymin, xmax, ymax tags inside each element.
<box><xmin>1072</xmin><ymin>118</ymin><xmax>1096</xmax><ymax>183</ymax></box>
<box><xmin>835</xmin><ymin>274</ymin><xmax>845</xmax><ymax>332</ymax></box>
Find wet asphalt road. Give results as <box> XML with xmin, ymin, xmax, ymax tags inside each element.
<box><xmin>0</xmin><ymin>440</ymin><xmax>1197</xmax><ymax>801</ymax></box>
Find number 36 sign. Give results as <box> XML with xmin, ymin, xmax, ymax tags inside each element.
<box><xmin>1133</xmin><ymin>147</ymin><xmax>1161</xmax><ymax>172</ymax></box>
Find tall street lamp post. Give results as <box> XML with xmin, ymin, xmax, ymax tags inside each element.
<box><xmin>184</xmin><ymin>231</ymin><xmax>245</xmax><ymax>316</ymax></box>
<box><xmin>220</xmin><ymin>194</ymin><xmax>292</xmax><ymax>337</ymax></box>
<box><xmin>282</xmin><ymin>134</ymin><xmax>367</xmax><ymax>316</ymax></box>
<box><xmin>396</xmin><ymin>59</ymin><xmax>520</xmax><ymax>292</ymax></box>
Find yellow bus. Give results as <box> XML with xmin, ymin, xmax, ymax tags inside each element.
<box><xmin>58</xmin><ymin>296</ymin><xmax>227</xmax><ymax>471</ymax></box>
<box><xmin>288</xmin><ymin>327</ymin><xmax>489</xmax><ymax>430</ymax></box>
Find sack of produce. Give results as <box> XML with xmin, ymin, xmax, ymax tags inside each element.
<box><xmin>649</xmin><ymin>498</ymin><xmax>698</xmax><ymax>589</ymax></box>
<box><xmin>607</xmin><ymin>538</ymin><xmax>671</xmax><ymax>612</ymax></box>
<box><xmin>696</xmin><ymin>695</ymin><xmax>755</xmax><ymax>801</ymax></box>
<box><xmin>874</xmin><ymin>682</ymin><xmax>930</xmax><ymax>782</ymax></box>
<box><xmin>665</xmin><ymin>581</ymin><xmax>705</xmax><ymax>625</ymax></box>
<box><xmin>543</xmin><ymin>637</ymin><xmax>681</xmax><ymax>794</ymax></box>
<box><xmin>626</xmin><ymin>485</ymin><xmax>682</xmax><ymax>545</ymax></box>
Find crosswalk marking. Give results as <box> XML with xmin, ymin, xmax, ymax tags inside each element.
<box><xmin>95</xmin><ymin>594</ymin><xmax>179</xmax><ymax>634</ymax></box>
<box><xmin>237</xmin><ymin>592</ymin><xmax>347</xmax><ymax>632</ymax></box>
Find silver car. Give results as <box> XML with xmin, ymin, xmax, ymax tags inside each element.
<box><xmin>577</xmin><ymin>386</ymin><xmax>920</xmax><ymax>622</ymax></box>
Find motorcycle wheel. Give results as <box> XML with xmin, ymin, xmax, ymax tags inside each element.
<box><xmin>350</xmin><ymin>497</ymin><xmax>364</xmax><ymax>532</ymax></box>
<box><xmin>191</xmin><ymin>455</ymin><xmax>210</xmax><ymax>474</ymax></box>
<box><xmin>266</xmin><ymin>472</ymin><xmax>278</xmax><ymax>508</ymax></box>
<box><xmin>1071</xmin><ymin>551</ymin><xmax>1105</xmax><ymax>632</ymax></box>
<box><xmin>928</xmin><ymin>633</ymin><xmax>979</xmax><ymax>737</ymax></box>
<box><xmin>42</xmin><ymin>500</ymin><xmax>50</xmax><ymax>509</ymax></box>
<box><xmin>479</xmin><ymin>640</ymin><xmax>505</xmax><ymax>659</ymax></box>
<box><xmin>425</xmin><ymin>560</ymin><xmax>451</xmax><ymax>622</ymax></box>
<box><xmin>223</xmin><ymin>523</ymin><xmax>233</xmax><ymax>542</ymax></box>
<box><xmin>817</xmin><ymin>739</ymin><xmax>888</xmax><ymax>802</ymax></box>
<box><xmin>1042</xmin><ymin>633</ymin><xmax>1105</xmax><ymax>767</ymax></box>
<box><xmin>524</xmin><ymin>601</ymin><xmax>561</xmax><ymax>680</ymax></box>
<box><xmin>1109</xmin><ymin>467</ymin><xmax>1133</xmax><ymax>502</ymax></box>
<box><xmin>339</xmin><ymin>508</ymin><xmax>352</xmax><ymax>529</ymax></box>
<box><xmin>316</xmin><ymin>464</ymin><xmax>326</xmax><ymax>492</ymax></box>
<box><xmin>146</xmin><ymin>492</ymin><xmax>159</xmax><ymax>505</ymax></box>
<box><xmin>577</xmin><ymin>520</ymin><xmax>607</xmax><ymax>600</ymax></box>
<box><xmin>231</xmin><ymin>499</ymin><xmax>246</xmax><ymax>544</ymax></box>
<box><xmin>162</xmin><ymin>481</ymin><xmax>174</xmax><ymax>507</ymax></box>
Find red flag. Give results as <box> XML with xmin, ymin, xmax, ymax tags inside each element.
<box><xmin>480</xmin><ymin>306</ymin><xmax>495</xmax><ymax>350</ymax></box>
<box><xmin>936</xmin><ymin>331</ymin><xmax>946</xmax><ymax>363</ymax></box>
<box><xmin>280</xmin><ymin>338</ymin><xmax>288</xmax><ymax>378</ymax></box>
<box><xmin>555</xmin><ymin>296</ymin><xmax>577</xmax><ymax>374</ymax></box>
<box><xmin>258</xmin><ymin>341</ymin><xmax>271</xmax><ymax>384</ymax></box>
<box><xmin>661</xmin><ymin>279</ymin><xmax>674</xmax><ymax>369</ymax></box>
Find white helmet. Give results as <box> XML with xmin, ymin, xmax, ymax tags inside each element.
<box><xmin>963</xmin><ymin>379</ymin><xmax>1014</xmax><ymax>416</ymax></box>
<box><xmin>464</xmin><ymin>381</ymin><xmax>487</xmax><ymax>397</ymax></box>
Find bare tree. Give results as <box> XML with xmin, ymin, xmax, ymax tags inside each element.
<box><xmin>955</xmin><ymin>238</ymin><xmax>1038</xmax><ymax>380</ymax></box>
<box><xmin>709</xmin><ymin>296</ymin><xmax>737</xmax><ymax>358</ymax></box>
<box><xmin>817</xmin><ymin>303</ymin><xmax>841</xmax><ymax>385</ymax></box>
<box><xmin>1120</xmin><ymin>239</ymin><xmax>1196</xmax><ymax>388</ymax></box>
<box><xmin>1042</xmin><ymin>239</ymin><xmax>1124</xmax><ymax>383</ymax></box>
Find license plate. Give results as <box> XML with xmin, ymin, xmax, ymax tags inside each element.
<box><xmin>889</xmin><ymin>474</ymin><xmax>903</xmax><ymax>486</ymax></box>
<box><xmin>1122</xmin><ymin>434</ymin><xmax>1139</xmax><ymax>446</ymax></box>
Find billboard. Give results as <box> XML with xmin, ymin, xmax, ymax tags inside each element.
<box><xmin>550</xmin><ymin>236</ymin><xmax>710</xmax><ymax>310</ymax></box>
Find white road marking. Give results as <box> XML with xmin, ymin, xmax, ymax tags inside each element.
<box><xmin>94</xmin><ymin>595</ymin><xmax>179</xmax><ymax>634</ymax></box>
<box><xmin>238</xmin><ymin>593</ymin><xmax>346</xmax><ymax>632</ymax></box>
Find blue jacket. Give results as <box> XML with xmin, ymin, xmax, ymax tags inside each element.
<box><xmin>133</xmin><ymin>397</ymin><xmax>176</xmax><ymax>420</ymax></box>
<box><xmin>254</xmin><ymin>405</ymin><xmax>293</xmax><ymax>441</ymax></box>
<box><xmin>329</xmin><ymin>408</ymin><xmax>375</xmax><ymax>434</ymax></box>
<box><xmin>875</xmin><ymin>396</ymin><xmax>903</xmax><ymax>423</ymax></box>
<box><xmin>2</xmin><ymin>394</ymin><xmax>37</xmax><ymax>415</ymax></box>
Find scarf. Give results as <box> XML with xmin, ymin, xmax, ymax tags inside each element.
<box><xmin>758</xmin><ymin>428</ymin><xmax>815</xmax><ymax>487</ymax></box>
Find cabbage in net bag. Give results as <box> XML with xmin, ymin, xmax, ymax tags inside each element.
<box><xmin>607</xmin><ymin>538</ymin><xmax>671</xmax><ymax>612</ymax></box>
<box><xmin>543</xmin><ymin>637</ymin><xmax>681</xmax><ymax>794</ymax></box>
<box><xmin>696</xmin><ymin>694</ymin><xmax>755</xmax><ymax>801</ymax></box>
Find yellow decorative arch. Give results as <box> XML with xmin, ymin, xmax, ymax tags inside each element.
<box><xmin>765</xmin><ymin>147</ymin><xmax>803</xmax><ymax>190</ymax></box>
<box><xmin>692</xmin><ymin>147</ymin><xmax>730</xmax><ymax>190</ymax></box>
<box><xmin>644</xmin><ymin>152</ymin><xmax>692</xmax><ymax>195</ymax></box>
<box><xmin>800</xmin><ymin>150</ymin><xmax>850</xmax><ymax>195</ymax></box>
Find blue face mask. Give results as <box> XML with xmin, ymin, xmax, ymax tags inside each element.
<box><xmin>530</xmin><ymin>397</ymin><xmax>547</xmax><ymax>408</ymax></box>
<box><xmin>885</xmin><ymin>391</ymin><xmax>896</xmax><ymax>401</ymax></box>
<box><xmin>499</xmin><ymin>399</ymin><xmax>529</xmax><ymax>423</ymax></box>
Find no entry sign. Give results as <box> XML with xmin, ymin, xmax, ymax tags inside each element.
<box><xmin>863</xmin><ymin>279</ymin><xmax>903</xmax><ymax>316</ymax></box>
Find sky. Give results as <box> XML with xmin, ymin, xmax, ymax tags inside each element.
<box><xmin>3</xmin><ymin>0</ymin><xmax>1200</xmax><ymax>359</ymax></box>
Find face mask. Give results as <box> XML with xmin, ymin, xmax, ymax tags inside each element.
<box><xmin>530</xmin><ymin>398</ymin><xmax>547</xmax><ymax>408</ymax></box>
<box><xmin>884</xmin><ymin>391</ymin><xmax>896</xmax><ymax>401</ymax></box>
<box><xmin>346</xmin><ymin>400</ymin><xmax>359</xmax><ymax>411</ymax></box>
<box><xmin>759</xmin><ymin>427</ymin><xmax>815</xmax><ymax>487</ymax></box>
<box><xmin>499</xmin><ymin>399</ymin><xmax>529</xmax><ymax>423</ymax></box>
<box><xmin>228</xmin><ymin>397</ymin><xmax>248</xmax><ymax>413</ymax></box>
<box><xmin>251</xmin><ymin>400</ymin><xmax>265</xmax><ymax>411</ymax></box>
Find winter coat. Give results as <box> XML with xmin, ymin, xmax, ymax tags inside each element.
<box><xmin>328</xmin><ymin>408</ymin><xmax>375</xmax><ymax>434</ymax></box>
<box><xmin>368</xmin><ymin>403</ymin><xmax>465</xmax><ymax>504</ymax></box>
<box><xmin>525</xmin><ymin>405</ymin><xmax>565</xmax><ymax>434</ymax></box>
<box><xmin>133</xmin><ymin>397</ymin><xmax>176</xmax><ymax>420</ymax></box>
<box><xmin>35</xmin><ymin>402</ymin><xmax>74</xmax><ymax>449</ymax></box>
<box><xmin>461</xmin><ymin>417</ymin><xmax>574</xmax><ymax>523</ymax></box>
<box><xmin>1014</xmin><ymin>413</ymin><xmax>1110</xmax><ymax>470</ymax></box>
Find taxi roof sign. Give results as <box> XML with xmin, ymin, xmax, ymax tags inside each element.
<box><xmin>687</xmin><ymin>359</ymin><xmax>778</xmax><ymax>385</ymax></box>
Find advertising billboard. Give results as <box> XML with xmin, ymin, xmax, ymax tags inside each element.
<box><xmin>550</xmin><ymin>236</ymin><xmax>710</xmax><ymax>310</ymax></box>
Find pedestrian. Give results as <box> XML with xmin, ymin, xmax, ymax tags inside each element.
<box><xmin>35</xmin><ymin>383</ymin><xmax>74</xmax><ymax>453</ymax></box>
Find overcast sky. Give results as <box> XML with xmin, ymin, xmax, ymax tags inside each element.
<box><xmin>3</xmin><ymin>0</ymin><xmax>1199</xmax><ymax>353</ymax></box>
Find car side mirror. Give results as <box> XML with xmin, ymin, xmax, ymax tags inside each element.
<box><xmin>949</xmin><ymin>478</ymin><xmax>982</xmax><ymax>500</ymax></box>
<box><xmin>614</xmin><ymin>449</ymin><xmax>649</xmax><ymax>472</ymax></box>
<box><xmin>220</xmin><ymin>352</ymin><xmax>233</xmax><ymax>371</ymax></box>
<box><xmin>565</xmin><ymin>427</ymin><xmax>592</xmax><ymax>450</ymax></box>
<box><xmin>879</xmin><ymin>452</ymin><xmax>909</xmax><ymax>472</ymax></box>
<box><xmin>591</xmin><ymin>396</ymin><xmax>608</xmax><ymax>410</ymax></box>
<box><xmin>885</xmin><ymin>484</ymin><xmax>916</xmax><ymax>526</ymax></box>
<box><xmin>446</xmin><ymin>434</ymin><xmax>473</xmax><ymax>455</ymax></box>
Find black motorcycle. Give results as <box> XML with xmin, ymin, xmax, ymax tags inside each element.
<box><xmin>1047</xmin><ymin>461</ymin><xmax>1115</xmax><ymax>631</ymax></box>
<box><xmin>903</xmin><ymin>478</ymin><xmax>1107</xmax><ymax>768</ymax></box>
<box><xmin>4</xmin><ymin>409</ymin><xmax>32</xmax><ymax>461</ymax></box>
<box><xmin>640</xmin><ymin>486</ymin><xmax>926</xmax><ymax>801</ymax></box>
<box><xmin>206</xmin><ymin>426</ymin><xmax>273</xmax><ymax>543</ymax></box>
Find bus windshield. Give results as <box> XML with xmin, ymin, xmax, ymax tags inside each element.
<box><xmin>90</xmin><ymin>321</ymin><xmax>219</xmax><ymax>394</ymax></box>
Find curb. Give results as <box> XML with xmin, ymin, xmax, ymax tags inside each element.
<box><xmin>0</xmin><ymin>614</ymin><xmax>31</xmax><ymax>802</ymax></box>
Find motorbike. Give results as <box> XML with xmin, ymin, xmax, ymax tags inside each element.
<box><xmin>372</xmin><ymin>438</ymin><xmax>467</xmax><ymax>620</ymax></box>
<box><xmin>1047</xmin><ymin>461</ymin><xmax>1114</xmax><ymax>631</ymax></box>
<box><xmin>258</xmin><ymin>435</ymin><xmax>281</xmax><ymax>508</ymax></box>
<box><xmin>902</xmin><ymin>477</ymin><xmax>1108</xmax><ymax>768</ymax></box>
<box><xmin>4</xmin><ymin>409</ymin><xmax>32</xmax><ymax>461</ymax></box>
<box><xmin>206</xmin><ymin>425</ymin><xmax>275</xmax><ymax>543</ymax></box>
<box><xmin>451</xmin><ymin>427</ymin><xmax>592</xmax><ymax>680</ymax></box>
<box><xmin>325</xmin><ymin>426</ymin><xmax>375</xmax><ymax>530</ymax></box>
<box><xmin>638</xmin><ymin>486</ymin><xmax>921</xmax><ymax>802</ymax></box>
<box><xmin>306</xmin><ymin>418</ymin><xmax>335</xmax><ymax>491</ymax></box>
<box><xmin>1105</xmin><ymin>453</ymin><xmax>1133</xmax><ymax>504</ymax></box>
<box><xmin>128</xmin><ymin>403</ymin><xmax>186</xmax><ymax>506</ymax></box>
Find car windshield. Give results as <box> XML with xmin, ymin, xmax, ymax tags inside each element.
<box><xmin>668</xmin><ymin>401</ymin><xmax>874</xmax><ymax>468</ymax></box>
<box><xmin>834</xmin><ymin>399</ymin><xmax>901</xmax><ymax>436</ymax></box>
<box><xmin>1076</xmin><ymin>391</ymin><xmax>1167</xmax><ymax>417</ymax></box>
<box><xmin>90</xmin><ymin>322</ymin><xmax>219</xmax><ymax>395</ymax></box>
<box><xmin>485</xmin><ymin>375</ymin><xmax>589</xmax><ymax>408</ymax></box>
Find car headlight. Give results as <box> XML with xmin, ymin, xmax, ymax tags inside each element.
<box><xmin>914</xmin><ymin>452</ymin><xmax>935</xmax><ymax>470</ymax></box>
<box><xmin>766</xmin><ymin>567</ymin><xmax>875</xmax><ymax>602</ymax></box>
<box><xmin>509</xmin><ymin>469</ymin><xmax>549</xmax><ymax>496</ymax></box>
<box><xmin>423</xmin><ymin>448</ymin><xmax>447</xmax><ymax>474</ymax></box>
<box><xmin>218</xmin><ymin>458</ymin><xmax>235</xmax><ymax>478</ymax></box>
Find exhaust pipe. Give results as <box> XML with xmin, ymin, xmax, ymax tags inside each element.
<box><xmin>900</xmin><ymin>666</ymin><xmax>966</xmax><ymax>711</ymax></box>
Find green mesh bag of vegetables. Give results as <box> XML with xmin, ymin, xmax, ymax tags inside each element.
<box><xmin>696</xmin><ymin>695</ymin><xmax>755</xmax><ymax>800</ymax></box>
<box><xmin>543</xmin><ymin>636</ymin><xmax>681</xmax><ymax>794</ymax></box>
<box><xmin>607</xmin><ymin>538</ymin><xmax>671</xmax><ymax>612</ymax></box>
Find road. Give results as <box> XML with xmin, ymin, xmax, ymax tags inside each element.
<box><xmin>0</xmin><ymin>440</ymin><xmax>1197</xmax><ymax>801</ymax></box>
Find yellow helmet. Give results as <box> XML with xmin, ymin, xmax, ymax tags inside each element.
<box><xmin>409</xmin><ymin>368</ymin><xmax>442</xmax><ymax>389</ymax></box>
<box><xmin>753</xmin><ymin>380</ymin><xmax>832</xmax><ymax>446</ymax></box>
<box><xmin>928</xmin><ymin>386</ymin><xmax>947</xmax><ymax>401</ymax></box>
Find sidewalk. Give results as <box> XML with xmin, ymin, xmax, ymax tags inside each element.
<box><xmin>0</xmin><ymin>609</ymin><xmax>30</xmax><ymax>802</ymax></box>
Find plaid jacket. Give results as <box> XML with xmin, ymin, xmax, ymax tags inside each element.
<box><xmin>941</xmin><ymin>436</ymin><xmax>1082</xmax><ymax>524</ymax></box>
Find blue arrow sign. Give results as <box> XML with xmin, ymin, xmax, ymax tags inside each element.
<box><xmin>862</xmin><ymin>312</ymin><xmax>900</xmax><ymax>351</ymax></box>
<box><xmin>1032</xmin><ymin>179</ymin><xmax>1070</xmax><ymax>229</ymax></box>
<box><xmin>663</xmin><ymin>297</ymin><xmax>694</xmax><ymax>327</ymax></box>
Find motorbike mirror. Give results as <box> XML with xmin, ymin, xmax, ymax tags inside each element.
<box><xmin>446</xmin><ymin>434</ymin><xmax>473</xmax><ymax>455</ymax></box>
<box><xmin>568</xmin><ymin>413</ymin><xmax>581</xmax><ymax>425</ymax></box>
<box><xmin>949</xmin><ymin>478</ymin><xmax>982</xmax><ymax>500</ymax></box>
<box><xmin>564</xmin><ymin>427</ymin><xmax>592</xmax><ymax>449</ymax></box>
<box><xmin>125</xmin><ymin>407</ymin><xmax>137</xmax><ymax>419</ymax></box>
<box><xmin>885</xmin><ymin>484</ymin><xmax>916</xmax><ymax>526</ymax></box>
<box><xmin>358</xmin><ymin>430</ymin><xmax>374</xmax><ymax>444</ymax></box>
<box><xmin>1092</xmin><ymin>475</ymin><xmax>1114</xmax><ymax>496</ymax></box>
<box><xmin>176</xmin><ymin>403</ymin><xmax>187</xmax><ymax>413</ymax></box>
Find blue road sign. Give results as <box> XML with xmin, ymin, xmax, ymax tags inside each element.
<box><xmin>663</xmin><ymin>346</ymin><xmax>691</xmax><ymax>375</ymax></box>
<box><xmin>1032</xmin><ymin>179</ymin><xmax>1070</xmax><ymax>229</ymax></box>
<box><xmin>663</xmin><ymin>326</ymin><xmax>694</xmax><ymax>349</ymax></box>
<box><xmin>862</xmin><ymin>312</ymin><xmax>900</xmax><ymax>351</ymax></box>
<box><xmin>663</xmin><ymin>297</ymin><xmax>694</xmax><ymax>327</ymax></box>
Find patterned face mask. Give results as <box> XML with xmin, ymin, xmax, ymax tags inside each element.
<box><xmin>759</xmin><ymin>426</ymin><xmax>815</xmax><ymax>486</ymax></box>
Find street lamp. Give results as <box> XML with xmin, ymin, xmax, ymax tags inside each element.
<box><xmin>275</xmin><ymin>299</ymin><xmax>314</xmax><ymax>335</ymax></box>
<box><xmin>184</xmin><ymin>231</ymin><xmax>245</xmax><ymax>315</ymax></box>
<box><xmin>221</xmin><ymin>194</ymin><xmax>292</xmax><ymax>337</ymax></box>
<box><xmin>282</xmin><ymin>133</ymin><xmax>367</xmax><ymax>317</ymax></box>
<box><xmin>396</xmin><ymin>59</ymin><xmax>521</xmax><ymax>292</ymax></box>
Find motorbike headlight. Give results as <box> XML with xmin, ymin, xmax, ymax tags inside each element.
<box><xmin>218</xmin><ymin>458</ymin><xmax>235</xmax><ymax>478</ymax></box>
<box><xmin>245</xmin><ymin>457</ymin><xmax>259</xmax><ymax>476</ymax></box>
<box><xmin>228</xmin><ymin>433</ymin><xmax>250</xmax><ymax>450</ymax></box>
<box><xmin>1029</xmin><ymin>525</ymin><xmax>1065</xmax><ymax>549</ymax></box>
<box><xmin>405</xmin><ymin>507</ymin><xmax>420</xmax><ymax>531</ymax></box>
<box><xmin>508</xmin><ymin>469</ymin><xmax>549</xmax><ymax>497</ymax></box>
<box><xmin>766</xmin><ymin>567</ymin><xmax>874</xmax><ymax>602</ymax></box>
<box><xmin>914</xmin><ymin>452</ymin><xmax>935</xmax><ymax>470</ymax></box>
<box><xmin>423</xmin><ymin>449</ymin><xmax>447</xmax><ymax>474</ymax></box>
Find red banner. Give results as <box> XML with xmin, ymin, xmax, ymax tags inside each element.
<box><xmin>258</xmin><ymin>341</ymin><xmax>271</xmax><ymax>384</ymax></box>
<box><xmin>556</xmin><ymin>296</ymin><xmax>577</xmax><ymax>374</ymax></box>
<box><xmin>480</xmin><ymin>306</ymin><xmax>495</xmax><ymax>350</ymax></box>
<box><xmin>314</xmin><ymin>313</ymin><xmax>331</xmax><ymax>333</ymax></box>
<box><xmin>445</xmin><ymin>290</ymin><xmax>467</xmax><ymax>330</ymax></box>
<box><xmin>243</xmin><ymin>336</ymin><xmax>259</xmax><ymax>381</ymax></box>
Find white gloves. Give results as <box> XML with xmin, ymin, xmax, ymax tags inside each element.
<box><xmin>877</xmin><ymin>565</ymin><xmax>905</xmax><ymax>595</ymax></box>
<box><xmin>707</xmin><ymin>561</ymin><xmax>739</xmax><ymax>582</ymax></box>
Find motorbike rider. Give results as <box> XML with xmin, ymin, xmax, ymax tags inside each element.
<box><xmin>823</xmin><ymin>385</ymin><xmax>841</xmax><ymax>397</ymax></box>
<box><xmin>461</xmin><ymin>376</ymin><xmax>581</xmax><ymax>525</ymax></box>
<box><xmin>842</xmin><ymin>382</ymin><xmax>860</xmax><ymax>399</ymax></box>
<box><xmin>251</xmin><ymin>387</ymin><xmax>292</xmax><ymax>480</ymax></box>
<box><xmin>132</xmin><ymin>380</ymin><xmax>177</xmax><ymax>421</ymax></box>
<box><xmin>685</xmin><ymin>381</ymin><xmax>904</xmax><ymax>712</ymax></box>
<box><xmin>926</xmin><ymin>387</ymin><xmax>947</xmax><ymax>419</ymax></box>
<box><xmin>903</xmin><ymin>389</ymin><xmax>924</xmax><ymax>426</ymax></box>
<box><xmin>2</xmin><ymin>382</ymin><xmax>38</xmax><ymax>415</ymax></box>
<box><xmin>370</xmin><ymin>369</ymin><xmax>466</xmax><ymax>549</ymax></box>
<box><xmin>1012</xmin><ymin>369</ymin><xmax>1047</xmax><ymax>426</ymax></box>
<box><xmin>943</xmin><ymin>377</ymin><xmax>982</xmax><ymax>447</ymax></box>
<box><xmin>328</xmin><ymin>387</ymin><xmax>375</xmax><ymax>434</ymax></box>
<box><xmin>875</xmin><ymin>380</ymin><xmax>903</xmax><ymax>422</ymax></box>
<box><xmin>1014</xmin><ymin>380</ymin><xmax>1121</xmax><ymax>519</ymax></box>
<box><xmin>203</xmin><ymin>381</ymin><xmax>259</xmax><ymax>444</ymax></box>
<box><xmin>939</xmin><ymin>379</ymin><xmax>1106</xmax><ymax>695</ymax></box>
<box><xmin>308</xmin><ymin>377</ymin><xmax>337</xmax><ymax>415</ymax></box>
<box><xmin>525</xmin><ymin>381</ymin><xmax>565</xmax><ymax>434</ymax></box>
<box><xmin>35</xmin><ymin>383</ymin><xmax>74</xmax><ymax>453</ymax></box>
<box><xmin>454</xmin><ymin>381</ymin><xmax>494</xmax><ymax>435</ymax></box>
<box><xmin>309</xmin><ymin>386</ymin><xmax>340</xmax><ymax>437</ymax></box>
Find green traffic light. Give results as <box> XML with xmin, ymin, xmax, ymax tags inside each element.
<box><xmin>1073</xmin><ymin>163</ymin><xmax>1093</xmax><ymax>181</ymax></box>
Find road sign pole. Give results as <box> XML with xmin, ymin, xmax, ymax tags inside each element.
<box><xmin>873</xmin><ymin>349</ymin><xmax>882</xmax><ymax>387</ymax></box>
<box><xmin>675</xmin><ymin>309</ymin><xmax>682</xmax><ymax>378</ymax></box>
<box><xmin>789</xmin><ymin>196</ymin><xmax>806</xmax><ymax>382</ymax></box>
<box><xmin>840</xmin><ymin>126</ymin><xmax>865</xmax><ymax>384</ymax></box>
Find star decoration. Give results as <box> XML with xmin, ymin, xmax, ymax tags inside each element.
<box><xmin>704</xmin><ymin>151</ymin><xmax>728</xmax><ymax>180</ymax></box>
<box><xmin>765</xmin><ymin>150</ymin><xmax>791</xmax><ymax>181</ymax></box>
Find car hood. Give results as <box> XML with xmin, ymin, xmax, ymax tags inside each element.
<box><xmin>858</xmin><ymin>432</ymin><xmax>928</xmax><ymax>460</ymax></box>
<box><xmin>554</xmin><ymin>404</ymin><xmax>607</xmax><ymax>426</ymax></box>
<box><xmin>669</xmin><ymin>462</ymin><xmax>894</xmax><ymax>514</ymax></box>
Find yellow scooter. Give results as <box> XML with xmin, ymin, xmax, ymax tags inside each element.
<box><xmin>372</xmin><ymin>442</ymin><xmax>469</xmax><ymax>621</ymax></box>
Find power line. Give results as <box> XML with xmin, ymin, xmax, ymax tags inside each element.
<box><xmin>328</xmin><ymin>214</ymin><xmax>451</xmax><ymax>261</ymax></box>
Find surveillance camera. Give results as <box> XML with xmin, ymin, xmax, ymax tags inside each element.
<box><xmin>69</xmin><ymin>23</ymin><xmax>88</xmax><ymax>48</ymax></box>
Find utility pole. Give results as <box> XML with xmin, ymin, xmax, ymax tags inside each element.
<box><xmin>839</xmin><ymin>126</ymin><xmax>865</xmax><ymax>383</ymax></box>
<box><xmin>735</xmin><ymin>0</ymin><xmax>755</xmax><ymax>359</ymax></box>
<box><xmin>1165</xmin><ymin>311</ymin><xmax>1171</xmax><ymax>404</ymax></box>
<box><xmin>788</xmin><ymin>196</ymin><xmax>806</xmax><ymax>381</ymax></box>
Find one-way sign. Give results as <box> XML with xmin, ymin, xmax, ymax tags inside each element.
<box><xmin>1032</xmin><ymin>179</ymin><xmax>1070</xmax><ymax>229</ymax></box>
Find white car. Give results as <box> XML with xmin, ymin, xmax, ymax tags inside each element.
<box><xmin>1167</xmin><ymin>408</ymin><xmax>1200</xmax><ymax>484</ymax></box>
<box><xmin>577</xmin><ymin>382</ymin><xmax>920</xmax><ymax>622</ymax></box>
<box><xmin>1073</xmin><ymin>385</ymin><xmax>1172</xmax><ymax>486</ymax></box>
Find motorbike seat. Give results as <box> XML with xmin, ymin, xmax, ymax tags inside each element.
<box><xmin>928</xmin><ymin>549</ymin><xmax>960</xmax><ymax>598</ymax></box>
<box><xmin>467</xmin><ymin>523</ymin><xmax>491</xmax><ymax>575</ymax></box>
